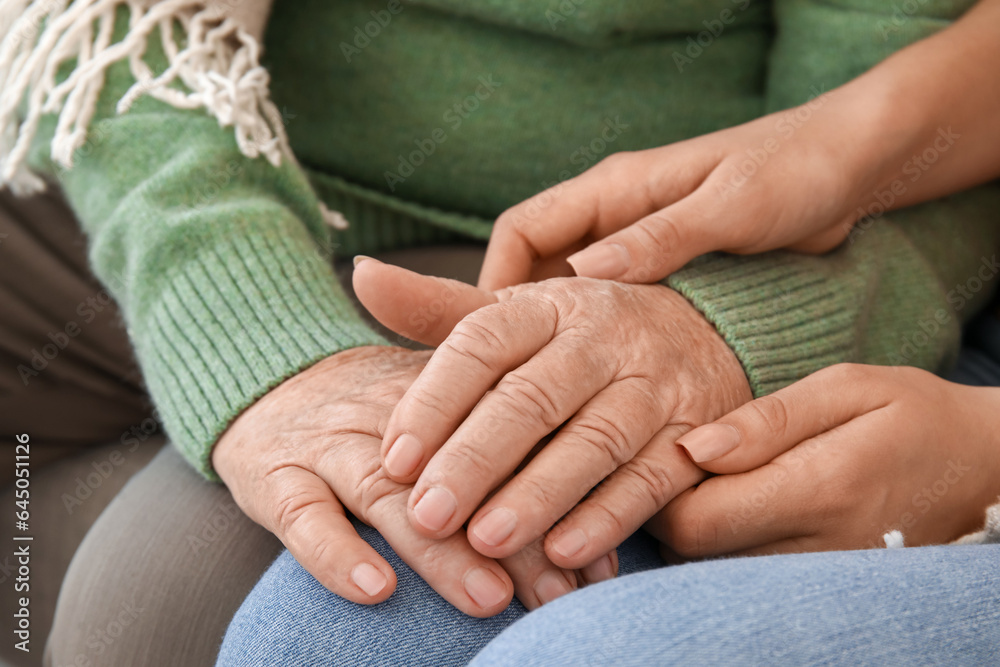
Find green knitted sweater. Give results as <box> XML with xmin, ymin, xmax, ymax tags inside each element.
<box><xmin>25</xmin><ymin>0</ymin><xmax>1000</xmax><ymax>479</ymax></box>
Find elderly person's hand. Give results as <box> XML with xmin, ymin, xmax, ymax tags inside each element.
<box><xmin>212</xmin><ymin>346</ymin><xmax>602</xmax><ymax>616</ymax></box>
<box><xmin>353</xmin><ymin>259</ymin><xmax>752</xmax><ymax>578</ymax></box>
<box><xmin>650</xmin><ymin>364</ymin><xmax>1000</xmax><ymax>556</ymax></box>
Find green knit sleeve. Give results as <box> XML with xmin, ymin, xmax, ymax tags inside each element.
<box><xmin>674</xmin><ymin>0</ymin><xmax>1000</xmax><ymax>397</ymax></box>
<box><xmin>26</xmin><ymin>35</ymin><xmax>385</xmax><ymax>480</ymax></box>
<box><xmin>666</xmin><ymin>185</ymin><xmax>1000</xmax><ymax>397</ymax></box>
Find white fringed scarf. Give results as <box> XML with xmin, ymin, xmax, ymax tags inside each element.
<box><xmin>0</xmin><ymin>0</ymin><xmax>350</xmax><ymax>229</ymax></box>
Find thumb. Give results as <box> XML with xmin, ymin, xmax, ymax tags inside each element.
<box><xmin>353</xmin><ymin>256</ymin><xmax>497</xmax><ymax>346</ymax></box>
<box><xmin>675</xmin><ymin>365</ymin><xmax>884</xmax><ymax>474</ymax></box>
<box><xmin>565</xmin><ymin>194</ymin><xmax>718</xmax><ymax>284</ymax></box>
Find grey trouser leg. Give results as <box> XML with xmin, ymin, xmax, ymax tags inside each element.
<box><xmin>43</xmin><ymin>443</ymin><xmax>282</xmax><ymax>667</ymax></box>
<box><xmin>0</xmin><ymin>187</ymin><xmax>165</xmax><ymax>667</ymax></box>
<box><xmin>0</xmin><ymin>188</ymin><xmax>149</xmax><ymax>454</ymax></box>
<box><xmin>0</xmin><ymin>186</ymin><xmax>281</xmax><ymax>667</ymax></box>
<box><xmin>1</xmin><ymin>185</ymin><xmax>486</xmax><ymax>666</ymax></box>
<box><xmin>0</xmin><ymin>440</ymin><xmax>161</xmax><ymax>667</ymax></box>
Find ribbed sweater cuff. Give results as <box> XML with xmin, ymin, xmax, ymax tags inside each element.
<box><xmin>137</xmin><ymin>229</ymin><xmax>386</xmax><ymax>480</ymax></box>
<box><xmin>666</xmin><ymin>252</ymin><xmax>861</xmax><ymax>398</ymax></box>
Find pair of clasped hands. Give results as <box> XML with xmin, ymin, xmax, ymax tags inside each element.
<box><xmin>213</xmin><ymin>8</ymin><xmax>1000</xmax><ymax>615</ymax></box>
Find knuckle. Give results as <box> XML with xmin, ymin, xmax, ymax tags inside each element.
<box><xmin>744</xmin><ymin>394</ymin><xmax>792</xmax><ymax>438</ymax></box>
<box><xmin>635</xmin><ymin>213</ymin><xmax>681</xmax><ymax>257</ymax></box>
<box><xmin>493</xmin><ymin>372</ymin><xmax>565</xmax><ymax>431</ymax></box>
<box><xmin>566</xmin><ymin>413</ymin><xmax>635</xmax><ymax>470</ymax></box>
<box><xmin>355</xmin><ymin>462</ymin><xmax>406</xmax><ymax>522</ymax></box>
<box><xmin>496</xmin><ymin>182</ymin><xmax>563</xmax><ymax>233</ymax></box>
<box><xmin>418</xmin><ymin>542</ymin><xmax>456</xmax><ymax>572</ymax></box>
<box><xmin>621</xmin><ymin>458</ymin><xmax>676</xmax><ymax>510</ymax></box>
<box><xmin>404</xmin><ymin>389</ymin><xmax>462</xmax><ymax>426</ymax></box>
<box><xmin>623</xmin><ymin>216</ymin><xmax>678</xmax><ymax>280</ymax></box>
<box><xmin>819</xmin><ymin>362</ymin><xmax>869</xmax><ymax>385</ymax></box>
<box><xmin>445</xmin><ymin>316</ymin><xmax>507</xmax><ymax>370</ymax></box>
<box><xmin>493</xmin><ymin>207</ymin><xmax>526</xmax><ymax>237</ymax></box>
<box><xmin>583</xmin><ymin>500</ymin><xmax>631</xmax><ymax>544</ymax></box>
<box><xmin>433</xmin><ymin>443</ymin><xmax>498</xmax><ymax>489</ymax></box>
<box><xmin>509</xmin><ymin>537</ymin><xmax>548</xmax><ymax>567</ymax></box>
<box><xmin>513</xmin><ymin>474</ymin><xmax>560</xmax><ymax>512</ymax></box>
<box><xmin>298</xmin><ymin>529</ymin><xmax>339</xmax><ymax>575</ymax></box>
<box><xmin>597</xmin><ymin>151</ymin><xmax>633</xmax><ymax>171</ymax></box>
<box><xmin>267</xmin><ymin>470</ymin><xmax>323</xmax><ymax>538</ymax></box>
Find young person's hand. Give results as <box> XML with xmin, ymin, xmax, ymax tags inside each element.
<box><xmin>479</xmin><ymin>0</ymin><xmax>1000</xmax><ymax>290</ymax></box>
<box><xmin>648</xmin><ymin>364</ymin><xmax>1000</xmax><ymax>556</ymax></box>
<box><xmin>353</xmin><ymin>258</ymin><xmax>751</xmax><ymax>571</ymax></box>
<box><xmin>212</xmin><ymin>346</ymin><xmax>603</xmax><ymax>616</ymax></box>
<box><xmin>479</xmin><ymin>99</ymin><xmax>871</xmax><ymax>288</ymax></box>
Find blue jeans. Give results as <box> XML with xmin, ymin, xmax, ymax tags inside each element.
<box><xmin>218</xmin><ymin>319</ymin><xmax>1000</xmax><ymax>667</ymax></box>
<box><xmin>217</xmin><ymin>532</ymin><xmax>1000</xmax><ymax>666</ymax></box>
<box><xmin>471</xmin><ymin>544</ymin><xmax>1000</xmax><ymax>666</ymax></box>
<box><xmin>215</xmin><ymin>523</ymin><xmax>665</xmax><ymax>666</ymax></box>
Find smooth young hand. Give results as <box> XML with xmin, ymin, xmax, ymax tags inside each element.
<box><xmin>478</xmin><ymin>98</ymin><xmax>875</xmax><ymax>289</ymax></box>
<box><xmin>649</xmin><ymin>364</ymin><xmax>1000</xmax><ymax>557</ymax></box>
<box><xmin>479</xmin><ymin>0</ymin><xmax>1000</xmax><ymax>290</ymax></box>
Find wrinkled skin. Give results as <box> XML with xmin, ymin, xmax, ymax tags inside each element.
<box><xmin>354</xmin><ymin>261</ymin><xmax>751</xmax><ymax>570</ymax></box>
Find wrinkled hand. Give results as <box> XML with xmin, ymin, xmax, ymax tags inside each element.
<box><xmin>479</xmin><ymin>95</ymin><xmax>882</xmax><ymax>288</ymax></box>
<box><xmin>212</xmin><ymin>346</ymin><xmax>595</xmax><ymax>615</ymax></box>
<box><xmin>651</xmin><ymin>364</ymin><xmax>1000</xmax><ymax>557</ymax></box>
<box><xmin>353</xmin><ymin>259</ymin><xmax>752</xmax><ymax>574</ymax></box>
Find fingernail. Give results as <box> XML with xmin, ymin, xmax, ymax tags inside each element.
<box><xmin>464</xmin><ymin>567</ymin><xmax>508</xmax><ymax>609</ymax></box>
<box><xmin>472</xmin><ymin>508</ymin><xmax>518</xmax><ymax>547</ymax></box>
<box><xmin>353</xmin><ymin>254</ymin><xmax>378</xmax><ymax>268</ymax></box>
<box><xmin>551</xmin><ymin>528</ymin><xmax>588</xmax><ymax>560</ymax></box>
<box><xmin>351</xmin><ymin>563</ymin><xmax>388</xmax><ymax>597</ymax></box>
<box><xmin>384</xmin><ymin>433</ymin><xmax>423</xmax><ymax>478</ymax></box>
<box><xmin>677</xmin><ymin>423</ymin><xmax>742</xmax><ymax>463</ymax></box>
<box><xmin>582</xmin><ymin>553</ymin><xmax>616</xmax><ymax>583</ymax></box>
<box><xmin>413</xmin><ymin>486</ymin><xmax>457</xmax><ymax>532</ymax></box>
<box><xmin>567</xmin><ymin>243</ymin><xmax>631</xmax><ymax>279</ymax></box>
<box><xmin>533</xmin><ymin>570</ymin><xmax>574</xmax><ymax>605</ymax></box>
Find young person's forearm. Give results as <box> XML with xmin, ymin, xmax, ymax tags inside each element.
<box><xmin>844</xmin><ymin>0</ymin><xmax>1000</xmax><ymax>209</ymax></box>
